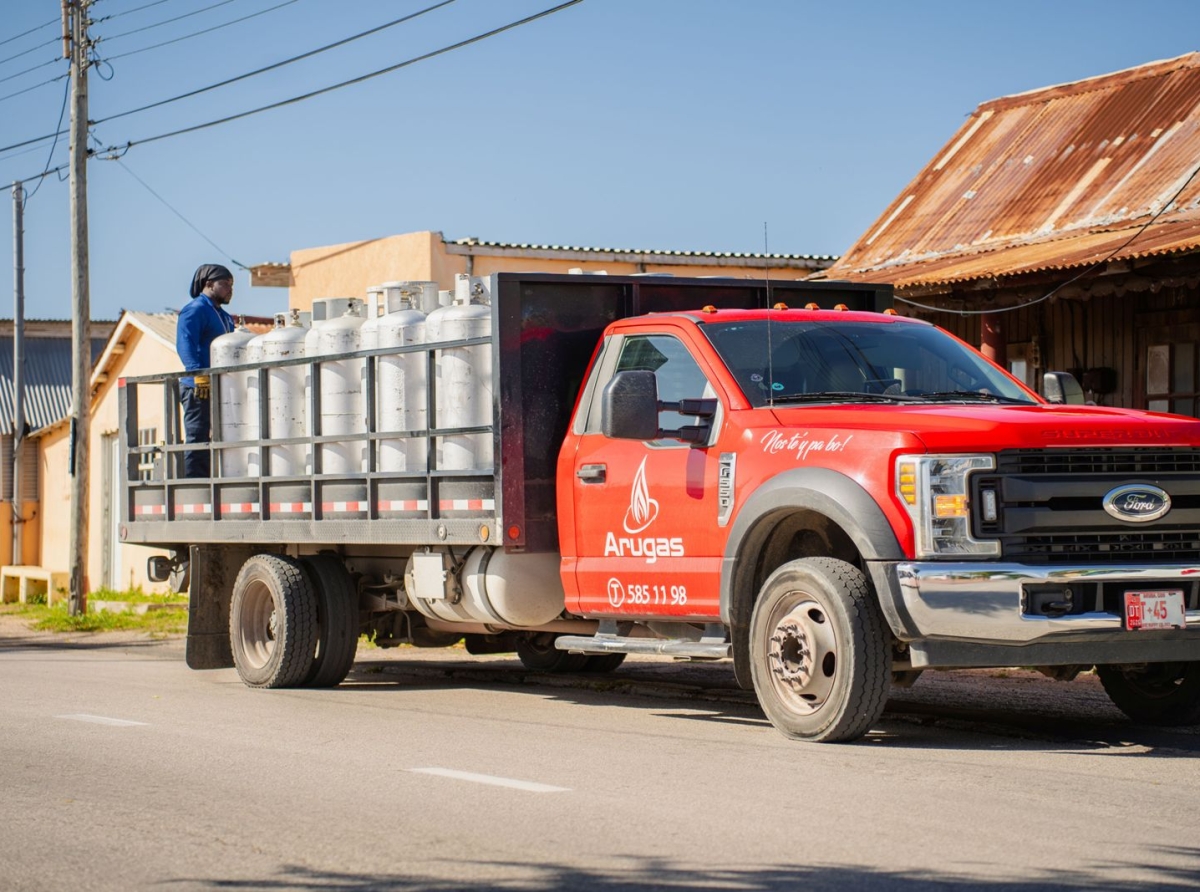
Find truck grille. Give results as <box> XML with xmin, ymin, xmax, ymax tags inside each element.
<box><xmin>975</xmin><ymin>449</ymin><xmax>1200</xmax><ymax>565</ymax></box>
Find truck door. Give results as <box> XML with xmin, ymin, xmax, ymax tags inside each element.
<box><xmin>568</xmin><ymin>331</ymin><xmax>725</xmax><ymax>619</ymax></box>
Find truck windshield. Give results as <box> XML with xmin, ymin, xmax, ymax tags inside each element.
<box><xmin>701</xmin><ymin>319</ymin><xmax>1037</xmax><ymax>408</ymax></box>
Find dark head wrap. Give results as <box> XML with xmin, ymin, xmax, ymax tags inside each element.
<box><xmin>190</xmin><ymin>263</ymin><xmax>233</xmax><ymax>298</ymax></box>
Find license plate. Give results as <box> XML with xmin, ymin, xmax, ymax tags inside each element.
<box><xmin>1124</xmin><ymin>590</ymin><xmax>1186</xmax><ymax>631</ymax></box>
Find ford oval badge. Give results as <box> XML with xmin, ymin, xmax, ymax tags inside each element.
<box><xmin>1103</xmin><ymin>484</ymin><xmax>1172</xmax><ymax>523</ymax></box>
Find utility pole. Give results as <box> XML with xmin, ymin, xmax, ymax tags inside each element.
<box><xmin>66</xmin><ymin>0</ymin><xmax>91</xmax><ymax>617</ymax></box>
<box><xmin>11</xmin><ymin>181</ymin><xmax>25</xmax><ymax>567</ymax></box>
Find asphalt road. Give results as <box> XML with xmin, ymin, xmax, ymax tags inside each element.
<box><xmin>1</xmin><ymin>628</ymin><xmax>1198</xmax><ymax>892</ymax></box>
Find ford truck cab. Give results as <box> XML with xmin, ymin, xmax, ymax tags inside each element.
<box><xmin>557</xmin><ymin>305</ymin><xmax>1200</xmax><ymax>741</ymax></box>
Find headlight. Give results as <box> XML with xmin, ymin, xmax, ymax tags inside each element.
<box><xmin>895</xmin><ymin>454</ymin><xmax>1000</xmax><ymax>559</ymax></box>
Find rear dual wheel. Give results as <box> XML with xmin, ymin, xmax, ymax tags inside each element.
<box><xmin>229</xmin><ymin>553</ymin><xmax>358</xmax><ymax>689</ymax></box>
<box><xmin>515</xmin><ymin>634</ymin><xmax>626</xmax><ymax>674</ymax></box>
<box><xmin>230</xmin><ymin>554</ymin><xmax>319</xmax><ymax>688</ymax></box>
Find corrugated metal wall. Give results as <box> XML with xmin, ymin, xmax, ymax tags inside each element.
<box><xmin>916</xmin><ymin>282</ymin><xmax>1200</xmax><ymax>411</ymax></box>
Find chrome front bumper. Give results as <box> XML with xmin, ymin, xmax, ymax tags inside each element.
<box><xmin>896</xmin><ymin>562</ymin><xmax>1200</xmax><ymax>643</ymax></box>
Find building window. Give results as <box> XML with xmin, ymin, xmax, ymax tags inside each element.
<box><xmin>137</xmin><ymin>428</ymin><xmax>157</xmax><ymax>481</ymax></box>
<box><xmin>1147</xmin><ymin>343</ymin><xmax>1198</xmax><ymax>417</ymax></box>
<box><xmin>1</xmin><ymin>436</ymin><xmax>39</xmax><ymax>501</ymax></box>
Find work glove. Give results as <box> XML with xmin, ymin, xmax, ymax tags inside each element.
<box><xmin>193</xmin><ymin>374</ymin><xmax>211</xmax><ymax>401</ymax></box>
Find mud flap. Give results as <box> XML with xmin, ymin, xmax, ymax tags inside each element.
<box><xmin>186</xmin><ymin>544</ymin><xmax>266</xmax><ymax>670</ymax></box>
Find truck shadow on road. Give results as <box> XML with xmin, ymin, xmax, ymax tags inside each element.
<box><xmin>346</xmin><ymin>658</ymin><xmax>1200</xmax><ymax>757</ymax></box>
<box><xmin>172</xmin><ymin>848</ymin><xmax>1200</xmax><ymax>891</ymax></box>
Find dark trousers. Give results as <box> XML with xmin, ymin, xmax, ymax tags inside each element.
<box><xmin>181</xmin><ymin>386</ymin><xmax>211</xmax><ymax>478</ymax></box>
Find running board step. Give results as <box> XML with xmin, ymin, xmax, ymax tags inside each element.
<box><xmin>554</xmin><ymin>635</ymin><xmax>731</xmax><ymax>661</ymax></box>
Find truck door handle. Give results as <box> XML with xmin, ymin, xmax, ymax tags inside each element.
<box><xmin>576</xmin><ymin>464</ymin><xmax>606</xmax><ymax>483</ymax></box>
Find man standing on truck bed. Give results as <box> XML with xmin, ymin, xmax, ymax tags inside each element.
<box><xmin>177</xmin><ymin>263</ymin><xmax>235</xmax><ymax>478</ymax></box>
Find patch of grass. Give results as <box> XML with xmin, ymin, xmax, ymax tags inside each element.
<box><xmin>88</xmin><ymin>586</ymin><xmax>187</xmax><ymax>605</ymax></box>
<box><xmin>3</xmin><ymin>602</ymin><xmax>188</xmax><ymax>636</ymax></box>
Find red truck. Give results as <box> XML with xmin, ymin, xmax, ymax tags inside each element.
<box><xmin>121</xmin><ymin>272</ymin><xmax>1200</xmax><ymax>742</ymax></box>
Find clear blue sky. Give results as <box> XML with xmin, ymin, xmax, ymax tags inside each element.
<box><xmin>1</xmin><ymin>0</ymin><xmax>1198</xmax><ymax>321</ymax></box>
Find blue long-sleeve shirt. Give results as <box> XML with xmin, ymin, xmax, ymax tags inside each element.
<box><xmin>177</xmin><ymin>294</ymin><xmax>234</xmax><ymax>387</ymax></box>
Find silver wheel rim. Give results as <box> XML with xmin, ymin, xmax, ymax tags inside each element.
<box><xmin>238</xmin><ymin>579</ymin><xmax>278</xmax><ymax>670</ymax></box>
<box><xmin>765</xmin><ymin>593</ymin><xmax>839</xmax><ymax>716</ymax></box>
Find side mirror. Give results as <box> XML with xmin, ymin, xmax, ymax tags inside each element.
<box><xmin>147</xmin><ymin>555</ymin><xmax>173</xmax><ymax>582</ymax></box>
<box><xmin>602</xmin><ymin>370</ymin><xmax>661</xmax><ymax>440</ymax></box>
<box><xmin>1043</xmin><ymin>371</ymin><xmax>1085</xmax><ymax>405</ymax></box>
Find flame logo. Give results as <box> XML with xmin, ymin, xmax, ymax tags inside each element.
<box><xmin>623</xmin><ymin>457</ymin><xmax>660</xmax><ymax>533</ymax></box>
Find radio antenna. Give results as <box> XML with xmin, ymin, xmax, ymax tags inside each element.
<box><xmin>765</xmin><ymin>221</ymin><xmax>775</xmax><ymax>407</ymax></box>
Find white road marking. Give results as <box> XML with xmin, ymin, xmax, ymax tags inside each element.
<box><xmin>56</xmin><ymin>714</ymin><xmax>148</xmax><ymax>727</ymax></box>
<box><xmin>407</xmin><ymin>767</ymin><xmax>569</xmax><ymax>793</ymax></box>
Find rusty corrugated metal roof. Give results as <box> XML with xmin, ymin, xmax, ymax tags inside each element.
<box><xmin>824</xmin><ymin>53</ymin><xmax>1200</xmax><ymax>289</ymax></box>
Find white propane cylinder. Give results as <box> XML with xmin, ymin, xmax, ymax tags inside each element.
<box><xmin>362</xmin><ymin>288</ymin><xmax>427</xmax><ymax>472</ymax></box>
<box><xmin>254</xmin><ymin>310</ymin><xmax>308</xmax><ymax>476</ymax></box>
<box><xmin>304</xmin><ymin>297</ymin><xmax>362</xmax><ymax>356</ymax></box>
<box><xmin>209</xmin><ymin>321</ymin><xmax>258</xmax><ymax>477</ymax></box>
<box><xmin>304</xmin><ymin>297</ymin><xmax>363</xmax><ymax>472</ymax></box>
<box><xmin>317</xmin><ymin>303</ymin><xmax>366</xmax><ymax>474</ymax></box>
<box><xmin>426</xmin><ymin>275</ymin><xmax>492</xmax><ymax>471</ymax></box>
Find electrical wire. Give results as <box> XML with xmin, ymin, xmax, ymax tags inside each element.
<box><xmin>96</xmin><ymin>0</ymin><xmax>239</xmax><ymax>42</ymax></box>
<box><xmin>23</xmin><ymin>76</ymin><xmax>72</xmax><ymax>202</ymax></box>
<box><xmin>103</xmin><ymin>0</ymin><xmax>299</xmax><ymax>62</ymax></box>
<box><xmin>0</xmin><ymin>160</ymin><xmax>70</xmax><ymax>194</ymax></box>
<box><xmin>0</xmin><ymin>36</ymin><xmax>60</xmax><ymax>69</ymax></box>
<box><xmin>99</xmin><ymin>0</ymin><xmax>582</xmax><ymax>155</ymax></box>
<box><xmin>0</xmin><ymin>16</ymin><xmax>58</xmax><ymax>50</ymax></box>
<box><xmin>0</xmin><ymin>56</ymin><xmax>61</xmax><ymax>87</ymax></box>
<box><xmin>0</xmin><ymin>71</ymin><xmax>67</xmax><ymax>104</ymax></box>
<box><xmin>99</xmin><ymin>0</ymin><xmax>180</xmax><ymax>23</ymax></box>
<box><xmin>98</xmin><ymin>142</ymin><xmax>247</xmax><ymax>268</ymax></box>
<box><xmin>0</xmin><ymin>0</ymin><xmax>449</xmax><ymax>154</ymax></box>
<box><xmin>95</xmin><ymin>0</ymin><xmax>453</xmax><ymax>126</ymax></box>
<box><xmin>1</xmin><ymin>0</ymin><xmax>583</xmax><ymax>191</ymax></box>
<box><xmin>893</xmin><ymin>159</ymin><xmax>1200</xmax><ymax>317</ymax></box>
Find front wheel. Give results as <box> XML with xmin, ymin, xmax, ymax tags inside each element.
<box><xmin>749</xmin><ymin>558</ymin><xmax>890</xmax><ymax>742</ymax></box>
<box><xmin>1097</xmin><ymin>662</ymin><xmax>1200</xmax><ymax>725</ymax></box>
<box><xmin>230</xmin><ymin>554</ymin><xmax>318</xmax><ymax>688</ymax></box>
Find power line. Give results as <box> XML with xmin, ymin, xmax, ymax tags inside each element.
<box><xmin>2</xmin><ymin>0</ymin><xmax>584</xmax><ymax>187</ymax></box>
<box><xmin>0</xmin><ymin>36</ymin><xmax>59</xmax><ymax>68</ymax></box>
<box><xmin>95</xmin><ymin>0</ymin><xmax>454</xmax><ymax>126</ymax></box>
<box><xmin>96</xmin><ymin>0</ymin><xmax>240</xmax><ymax>42</ymax></box>
<box><xmin>100</xmin><ymin>0</ymin><xmax>583</xmax><ymax>154</ymax></box>
<box><xmin>104</xmin><ymin>0</ymin><xmax>300</xmax><ymax>62</ymax></box>
<box><xmin>100</xmin><ymin>0</ymin><xmax>181</xmax><ymax>22</ymax></box>
<box><xmin>108</xmin><ymin>154</ymin><xmax>248</xmax><ymax>268</ymax></box>
<box><xmin>0</xmin><ymin>56</ymin><xmax>61</xmax><ymax>86</ymax></box>
<box><xmin>24</xmin><ymin>77</ymin><xmax>72</xmax><ymax>202</ymax></box>
<box><xmin>0</xmin><ymin>71</ymin><xmax>66</xmax><ymax>105</ymax></box>
<box><xmin>0</xmin><ymin>16</ymin><xmax>58</xmax><ymax>50</ymax></box>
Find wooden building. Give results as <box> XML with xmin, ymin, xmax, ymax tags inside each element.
<box><xmin>818</xmin><ymin>53</ymin><xmax>1200</xmax><ymax>415</ymax></box>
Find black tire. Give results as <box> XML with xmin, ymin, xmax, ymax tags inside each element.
<box><xmin>300</xmin><ymin>555</ymin><xmax>360</xmax><ymax>688</ymax></box>
<box><xmin>749</xmin><ymin>557</ymin><xmax>890</xmax><ymax>742</ymax></box>
<box><xmin>1096</xmin><ymin>661</ymin><xmax>1200</xmax><ymax>726</ymax></box>
<box><xmin>516</xmin><ymin>634</ymin><xmax>590</xmax><ymax>673</ymax></box>
<box><xmin>230</xmin><ymin>554</ymin><xmax>318</xmax><ymax>689</ymax></box>
<box><xmin>584</xmin><ymin>653</ymin><xmax>627</xmax><ymax>673</ymax></box>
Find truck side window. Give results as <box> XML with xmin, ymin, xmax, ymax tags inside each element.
<box><xmin>577</xmin><ymin>334</ymin><xmax>718</xmax><ymax>440</ymax></box>
<box><xmin>615</xmin><ymin>335</ymin><xmax>714</xmax><ymax>437</ymax></box>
